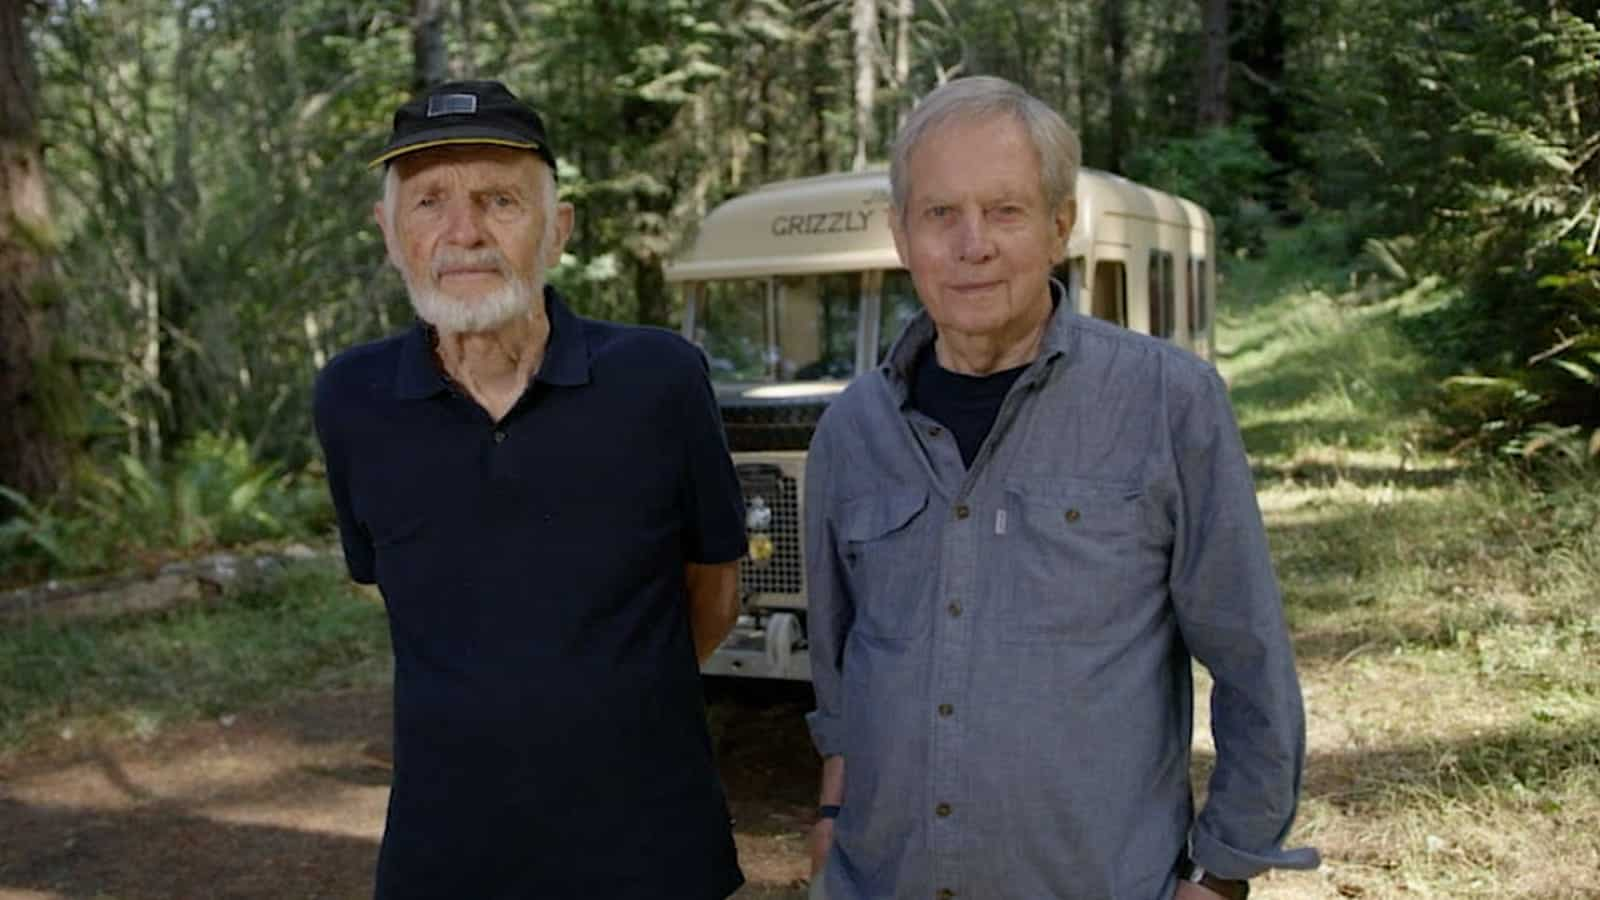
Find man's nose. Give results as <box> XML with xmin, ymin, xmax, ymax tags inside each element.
<box><xmin>957</xmin><ymin>214</ymin><xmax>995</xmax><ymax>263</ymax></box>
<box><xmin>442</xmin><ymin>199</ymin><xmax>486</xmax><ymax>245</ymax></box>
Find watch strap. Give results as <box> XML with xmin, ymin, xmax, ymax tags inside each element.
<box><xmin>1180</xmin><ymin>858</ymin><xmax>1250</xmax><ymax>900</ymax></box>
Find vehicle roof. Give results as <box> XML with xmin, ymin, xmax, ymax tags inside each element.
<box><xmin>664</xmin><ymin>167</ymin><xmax>1205</xmax><ymax>282</ymax></box>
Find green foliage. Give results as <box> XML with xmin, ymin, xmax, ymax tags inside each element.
<box><xmin>1427</xmin><ymin>240</ymin><xmax>1600</xmax><ymax>462</ymax></box>
<box><xmin>0</xmin><ymin>486</ymin><xmax>83</xmax><ymax>575</ymax></box>
<box><xmin>0</xmin><ymin>433</ymin><xmax>331</xmax><ymax>584</ymax></box>
<box><xmin>1126</xmin><ymin>123</ymin><xmax>1278</xmax><ymax>255</ymax></box>
<box><xmin>1303</xmin><ymin>0</ymin><xmax>1600</xmax><ymax>459</ymax></box>
<box><xmin>22</xmin><ymin>0</ymin><xmax>1600</xmax><ymax>584</ymax></box>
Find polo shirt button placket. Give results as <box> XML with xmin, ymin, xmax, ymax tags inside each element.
<box><xmin>493</xmin><ymin>429</ymin><xmax>507</xmax><ymax>444</ymax></box>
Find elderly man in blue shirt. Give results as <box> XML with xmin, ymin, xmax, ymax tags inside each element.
<box><xmin>803</xmin><ymin>76</ymin><xmax>1318</xmax><ymax>900</ymax></box>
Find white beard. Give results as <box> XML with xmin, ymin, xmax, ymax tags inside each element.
<box><xmin>398</xmin><ymin>247</ymin><xmax>542</xmax><ymax>335</ymax></box>
<box><xmin>405</xmin><ymin>273</ymin><xmax>538</xmax><ymax>334</ymax></box>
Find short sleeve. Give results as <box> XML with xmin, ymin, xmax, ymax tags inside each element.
<box><xmin>676</xmin><ymin>350</ymin><xmax>747</xmax><ymax>564</ymax></box>
<box><xmin>313</xmin><ymin>366</ymin><xmax>376</xmax><ymax>584</ymax></box>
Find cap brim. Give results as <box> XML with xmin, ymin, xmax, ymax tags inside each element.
<box><xmin>368</xmin><ymin>134</ymin><xmax>543</xmax><ymax>169</ymax></box>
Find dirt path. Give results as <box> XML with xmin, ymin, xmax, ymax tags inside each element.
<box><xmin>0</xmin><ymin>681</ymin><xmax>817</xmax><ymax>900</ymax></box>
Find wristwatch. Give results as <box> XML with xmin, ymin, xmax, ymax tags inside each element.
<box><xmin>1179</xmin><ymin>858</ymin><xmax>1249</xmax><ymax>900</ymax></box>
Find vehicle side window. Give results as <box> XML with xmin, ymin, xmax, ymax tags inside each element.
<box><xmin>1148</xmin><ymin>250</ymin><xmax>1175</xmax><ymax>339</ymax></box>
<box><xmin>1092</xmin><ymin>261</ymin><xmax>1127</xmax><ymax>326</ymax></box>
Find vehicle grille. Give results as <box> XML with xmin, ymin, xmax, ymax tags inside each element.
<box><xmin>721</xmin><ymin>402</ymin><xmax>827</xmax><ymax>452</ymax></box>
<box><xmin>736</xmin><ymin>462</ymin><xmax>803</xmax><ymax>600</ymax></box>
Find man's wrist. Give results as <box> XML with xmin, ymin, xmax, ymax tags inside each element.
<box><xmin>817</xmin><ymin>804</ymin><xmax>841</xmax><ymax>819</ymax></box>
<box><xmin>1180</xmin><ymin>859</ymin><xmax>1249</xmax><ymax>900</ymax></box>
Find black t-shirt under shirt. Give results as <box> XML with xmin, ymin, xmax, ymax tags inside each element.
<box><xmin>910</xmin><ymin>342</ymin><xmax>1029</xmax><ymax>468</ymax></box>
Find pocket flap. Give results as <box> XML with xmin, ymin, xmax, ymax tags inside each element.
<box><xmin>838</xmin><ymin>489</ymin><xmax>929</xmax><ymax>542</ymax></box>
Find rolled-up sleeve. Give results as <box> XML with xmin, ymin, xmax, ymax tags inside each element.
<box><xmin>1168</xmin><ymin>368</ymin><xmax>1320</xmax><ymax>878</ymax></box>
<box><xmin>804</xmin><ymin>420</ymin><xmax>854</xmax><ymax>758</ymax></box>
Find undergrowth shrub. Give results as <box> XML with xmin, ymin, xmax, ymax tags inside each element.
<box><xmin>0</xmin><ymin>432</ymin><xmax>330</xmax><ymax>585</ymax></box>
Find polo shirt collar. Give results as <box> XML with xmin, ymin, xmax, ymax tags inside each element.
<box><xmin>393</xmin><ymin>285</ymin><xmax>592</xmax><ymax>400</ymax></box>
<box><xmin>535</xmin><ymin>286</ymin><xmax>592</xmax><ymax>387</ymax></box>
<box><xmin>880</xmin><ymin>277</ymin><xmax>1074</xmax><ymax>403</ymax></box>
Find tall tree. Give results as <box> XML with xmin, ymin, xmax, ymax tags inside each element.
<box><xmin>0</xmin><ymin>0</ymin><xmax>69</xmax><ymax>501</ymax></box>
<box><xmin>1233</xmin><ymin>0</ymin><xmax>1293</xmax><ymax>203</ymax></box>
<box><xmin>893</xmin><ymin>0</ymin><xmax>913</xmax><ymax>129</ymax></box>
<box><xmin>851</xmin><ymin>0</ymin><xmax>880</xmax><ymax>170</ymax></box>
<box><xmin>414</xmin><ymin>0</ymin><xmax>449</xmax><ymax>90</ymax></box>
<box><xmin>1101</xmin><ymin>0</ymin><xmax>1130</xmax><ymax>171</ymax></box>
<box><xmin>1197</xmin><ymin>0</ymin><xmax>1230</xmax><ymax>127</ymax></box>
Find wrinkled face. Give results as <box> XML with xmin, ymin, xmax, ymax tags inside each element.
<box><xmin>376</xmin><ymin>145</ymin><xmax>573</xmax><ymax>333</ymax></box>
<box><xmin>890</xmin><ymin>114</ymin><xmax>1074</xmax><ymax>349</ymax></box>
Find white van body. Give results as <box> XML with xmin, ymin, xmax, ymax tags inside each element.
<box><xmin>666</xmin><ymin>168</ymin><xmax>1216</xmax><ymax>680</ymax></box>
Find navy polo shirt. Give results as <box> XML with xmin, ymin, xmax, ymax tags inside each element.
<box><xmin>313</xmin><ymin>287</ymin><xmax>747</xmax><ymax>900</ymax></box>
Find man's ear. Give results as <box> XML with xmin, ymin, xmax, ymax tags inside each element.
<box><xmin>1051</xmin><ymin>201</ymin><xmax>1076</xmax><ymax>263</ymax></box>
<box><xmin>544</xmin><ymin>202</ymin><xmax>576</xmax><ymax>266</ymax></box>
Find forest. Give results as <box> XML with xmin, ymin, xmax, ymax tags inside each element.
<box><xmin>1</xmin><ymin>0</ymin><xmax>1597</xmax><ymax>576</ymax></box>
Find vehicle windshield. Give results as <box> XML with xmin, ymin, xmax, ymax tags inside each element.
<box><xmin>691</xmin><ymin>275</ymin><xmax>863</xmax><ymax>382</ymax></box>
<box><xmin>880</xmin><ymin>270</ymin><xmax>922</xmax><ymax>360</ymax></box>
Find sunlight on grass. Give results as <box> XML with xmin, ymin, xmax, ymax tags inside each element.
<box><xmin>1220</xmin><ymin>279</ymin><xmax>1451</xmax><ymax>464</ymax></box>
<box><xmin>1213</xmin><ymin>235</ymin><xmax>1600</xmax><ymax>898</ymax></box>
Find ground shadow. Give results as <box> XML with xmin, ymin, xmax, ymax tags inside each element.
<box><xmin>1301</xmin><ymin>717</ymin><xmax>1600</xmax><ymax>811</ymax></box>
<box><xmin>0</xmin><ymin>797</ymin><xmax>378</xmax><ymax>899</ymax></box>
<box><xmin>706</xmin><ymin>677</ymin><xmax>819</xmax><ymax>839</ymax></box>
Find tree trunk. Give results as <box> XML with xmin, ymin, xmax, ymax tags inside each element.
<box><xmin>633</xmin><ymin>253</ymin><xmax>668</xmax><ymax>326</ymax></box>
<box><xmin>894</xmin><ymin>0</ymin><xmax>913</xmax><ymax>131</ymax></box>
<box><xmin>851</xmin><ymin>0</ymin><xmax>879</xmax><ymax>171</ymax></box>
<box><xmin>413</xmin><ymin>0</ymin><xmax>449</xmax><ymax>92</ymax></box>
<box><xmin>1235</xmin><ymin>0</ymin><xmax>1292</xmax><ymax>205</ymax></box>
<box><xmin>0</xmin><ymin>1</ymin><xmax>70</xmax><ymax>503</ymax></box>
<box><xmin>452</xmin><ymin>0</ymin><xmax>474</xmax><ymax>80</ymax></box>
<box><xmin>1102</xmin><ymin>0</ymin><xmax>1129</xmax><ymax>172</ymax></box>
<box><xmin>1197</xmin><ymin>0</ymin><xmax>1230</xmax><ymax>128</ymax></box>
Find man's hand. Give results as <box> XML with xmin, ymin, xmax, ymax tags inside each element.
<box><xmin>810</xmin><ymin>754</ymin><xmax>845</xmax><ymax>878</ymax></box>
<box><xmin>1175</xmin><ymin>880</ymin><xmax>1230</xmax><ymax>900</ymax></box>
<box><xmin>808</xmin><ymin>816</ymin><xmax>835</xmax><ymax>877</ymax></box>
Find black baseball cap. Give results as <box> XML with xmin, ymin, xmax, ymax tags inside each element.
<box><xmin>369</xmin><ymin>80</ymin><xmax>557</xmax><ymax>173</ymax></box>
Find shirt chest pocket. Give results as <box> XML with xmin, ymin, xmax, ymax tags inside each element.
<box><xmin>838</xmin><ymin>489</ymin><xmax>932</xmax><ymax>641</ymax></box>
<box><xmin>1001</xmin><ymin>479</ymin><xmax>1151</xmax><ymax>645</ymax></box>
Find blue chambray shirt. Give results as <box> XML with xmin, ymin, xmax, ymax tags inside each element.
<box><xmin>805</xmin><ymin>287</ymin><xmax>1318</xmax><ymax>900</ymax></box>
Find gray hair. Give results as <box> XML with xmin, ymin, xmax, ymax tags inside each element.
<box><xmin>890</xmin><ymin>76</ymin><xmax>1081</xmax><ymax>220</ymax></box>
<box><xmin>380</xmin><ymin>157</ymin><xmax>559</xmax><ymax>236</ymax></box>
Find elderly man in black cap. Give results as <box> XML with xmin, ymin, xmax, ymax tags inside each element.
<box><xmin>314</xmin><ymin>80</ymin><xmax>748</xmax><ymax>899</ymax></box>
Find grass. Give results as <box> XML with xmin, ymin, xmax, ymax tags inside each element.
<box><xmin>0</xmin><ymin>565</ymin><xmax>390</xmax><ymax>755</ymax></box>
<box><xmin>1210</xmin><ymin>228</ymin><xmax>1600</xmax><ymax>899</ymax></box>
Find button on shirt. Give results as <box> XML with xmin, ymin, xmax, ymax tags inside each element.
<box><xmin>804</xmin><ymin>290</ymin><xmax>1316</xmax><ymax>899</ymax></box>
